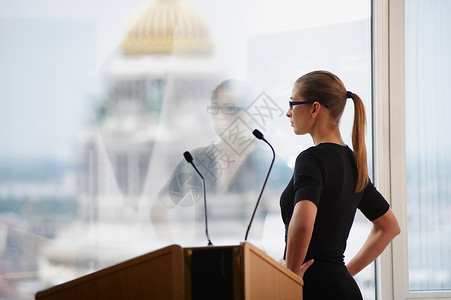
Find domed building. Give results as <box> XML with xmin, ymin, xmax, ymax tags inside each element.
<box><xmin>79</xmin><ymin>0</ymin><xmax>221</xmax><ymax>219</ymax></box>
<box><xmin>120</xmin><ymin>0</ymin><xmax>213</xmax><ymax>55</ymax></box>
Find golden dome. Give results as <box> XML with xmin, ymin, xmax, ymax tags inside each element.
<box><xmin>121</xmin><ymin>0</ymin><xmax>213</xmax><ymax>55</ymax></box>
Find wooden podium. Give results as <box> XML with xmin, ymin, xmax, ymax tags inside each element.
<box><xmin>35</xmin><ymin>242</ymin><xmax>303</xmax><ymax>300</ymax></box>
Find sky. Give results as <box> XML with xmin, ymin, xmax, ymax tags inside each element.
<box><xmin>0</xmin><ymin>0</ymin><xmax>369</xmax><ymax>162</ymax></box>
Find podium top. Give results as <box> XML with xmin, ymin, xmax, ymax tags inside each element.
<box><xmin>35</xmin><ymin>242</ymin><xmax>303</xmax><ymax>300</ymax></box>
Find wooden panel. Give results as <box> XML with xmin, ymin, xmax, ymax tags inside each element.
<box><xmin>35</xmin><ymin>244</ymin><xmax>184</xmax><ymax>300</ymax></box>
<box><xmin>36</xmin><ymin>242</ymin><xmax>303</xmax><ymax>300</ymax></box>
<box><xmin>241</xmin><ymin>242</ymin><xmax>303</xmax><ymax>300</ymax></box>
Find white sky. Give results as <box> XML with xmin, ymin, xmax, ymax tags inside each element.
<box><xmin>0</xmin><ymin>0</ymin><xmax>370</xmax><ymax>161</ymax></box>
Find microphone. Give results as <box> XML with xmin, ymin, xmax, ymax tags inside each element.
<box><xmin>244</xmin><ymin>129</ymin><xmax>276</xmax><ymax>241</ymax></box>
<box><xmin>183</xmin><ymin>151</ymin><xmax>213</xmax><ymax>246</ymax></box>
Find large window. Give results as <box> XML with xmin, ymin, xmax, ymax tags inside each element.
<box><xmin>406</xmin><ymin>0</ymin><xmax>451</xmax><ymax>292</ymax></box>
<box><xmin>0</xmin><ymin>0</ymin><xmax>374</xmax><ymax>298</ymax></box>
<box><xmin>376</xmin><ymin>0</ymin><xmax>451</xmax><ymax>298</ymax></box>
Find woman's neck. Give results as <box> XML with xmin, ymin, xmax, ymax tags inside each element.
<box><xmin>310</xmin><ymin>127</ymin><xmax>344</xmax><ymax>146</ymax></box>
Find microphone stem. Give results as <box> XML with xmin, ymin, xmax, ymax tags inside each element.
<box><xmin>191</xmin><ymin>162</ymin><xmax>213</xmax><ymax>246</ymax></box>
<box><xmin>244</xmin><ymin>138</ymin><xmax>275</xmax><ymax>241</ymax></box>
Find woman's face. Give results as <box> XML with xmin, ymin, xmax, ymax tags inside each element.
<box><xmin>209</xmin><ymin>89</ymin><xmax>242</xmax><ymax>136</ymax></box>
<box><xmin>286</xmin><ymin>84</ymin><xmax>313</xmax><ymax>135</ymax></box>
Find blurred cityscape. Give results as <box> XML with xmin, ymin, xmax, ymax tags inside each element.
<box><xmin>4</xmin><ymin>0</ymin><xmax>449</xmax><ymax>299</ymax></box>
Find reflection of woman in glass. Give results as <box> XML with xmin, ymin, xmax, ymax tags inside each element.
<box><xmin>151</xmin><ymin>79</ymin><xmax>290</xmax><ymax>244</ymax></box>
<box><xmin>279</xmin><ymin>71</ymin><xmax>400</xmax><ymax>299</ymax></box>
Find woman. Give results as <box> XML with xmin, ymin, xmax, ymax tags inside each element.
<box><xmin>280</xmin><ymin>71</ymin><xmax>400</xmax><ymax>299</ymax></box>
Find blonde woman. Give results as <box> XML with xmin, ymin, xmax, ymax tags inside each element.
<box><xmin>280</xmin><ymin>71</ymin><xmax>400</xmax><ymax>299</ymax></box>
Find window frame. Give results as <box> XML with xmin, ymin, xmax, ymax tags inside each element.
<box><xmin>374</xmin><ymin>0</ymin><xmax>451</xmax><ymax>298</ymax></box>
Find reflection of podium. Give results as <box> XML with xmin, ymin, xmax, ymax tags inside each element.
<box><xmin>35</xmin><ymin>242</ymin><xmax>303</xmax><ymax>299</ymax></box>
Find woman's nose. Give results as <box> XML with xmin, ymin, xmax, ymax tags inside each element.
<box><xmin>286</xmin><ymin>109</ymin><xmax>292</xmax><ymax>118</ymax></box>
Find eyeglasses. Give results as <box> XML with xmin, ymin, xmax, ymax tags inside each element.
<box><xmin>207</xmin><ymin>103</ymin><xmax>244</xmax><ymax>114</ymax></box>
<box><xmin>289</xmin><ymin>100</ymin><xmax>329</xmax><ymax>110</ymax></box>
<box><xmin>289</xmin><ymin>100</ymin><xmax>314</xmax><ymax>110</ymax></box>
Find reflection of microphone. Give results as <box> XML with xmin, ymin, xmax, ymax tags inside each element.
<box><xmin>244</xmin><ymin>129</ymin><xmax>276</xmax><ymax>241</ymax></box>
<box><xmin>183</xmin><ymin>151</ymin><xmax>213</xmax><ymax>246</ymax></box>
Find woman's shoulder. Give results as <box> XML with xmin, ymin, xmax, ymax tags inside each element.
<box><xmin>296</xmin><ymin>143</ymin><xmax>352</xmax><ymax>168</ymax></box>
<box><xmin>297</xmin><ymin>143</ymin><xmax>337</xmax><ymax>159</ymax></box>
<box><xmin>315</xmin><ymin>143</ymin><xmax>353</xmax><ymax>158</ymax></box>
<box><xmin>295</xmin><ymin>145</ymin><xmax>324</xmax><ymax>166</ymax></box>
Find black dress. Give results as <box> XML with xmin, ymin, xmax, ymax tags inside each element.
<box><xmin>280</xmin><ymin>143</ymin><xmax>389</xmax><ymax>299</ymax></box>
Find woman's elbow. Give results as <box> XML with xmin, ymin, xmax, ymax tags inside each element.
<box><xmin>373</xmin><ymin>209</ymin><xmax>401</xmax><ymax>239</ymax></box>
<box><xmin>385</xmin><ymin>218</ymin><xmax>401</xmax><ymax>240</ymax></box>
<box><xmin>393</xmin><ymin>222</ymin><xmax>401</xmax><ymax>238</ymax></box>
<box><xmin>288</xmin><ymin>222</ymin><xmax>314</xmax><ymax>238</ymax></box>
<box><xmin>389</xmin><ymin>212</ymin><xmax>401</xmax><ymax>238</ymax></box>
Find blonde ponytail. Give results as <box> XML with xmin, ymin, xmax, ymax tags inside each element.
<box><xmin>350</xmin><ymin>92</ymin><xmax>369</xmax><ymax>193</ymax></box>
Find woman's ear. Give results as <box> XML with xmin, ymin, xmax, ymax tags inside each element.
<box><xmin>311</xmin><ymin>101</ymin><xmax>321</xmax><ymax>118</ymax></box>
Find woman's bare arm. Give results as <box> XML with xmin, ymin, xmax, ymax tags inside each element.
<box><xmin>346</xmin><ymin>208</ymin><xmax>401</xmax><ymax>276</ymax></box>
<box><xmin>285</xmin><ymin>200</ymin><xmax>317</xmax><ymax>277</ymax></box>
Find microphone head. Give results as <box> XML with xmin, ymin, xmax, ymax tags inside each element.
<box><xmin>183</xmin><ymin>151</ymin><xmax>193</xmax><ymax>163</ymax></box>
<box><xmin>252</xmin><ymin>129</ymin><xmax>264</xmax><ymax>140</ymax></box>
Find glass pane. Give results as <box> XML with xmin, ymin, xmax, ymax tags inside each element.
<box><xmin>406</xmin><ymin>0</ymin><xmax>451</xmax><ymax>291</ymax></box>
<box><xmin>0</xmin><ymin>0</ymin><xmax>373</xmax><ymax>298</ymax></box>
